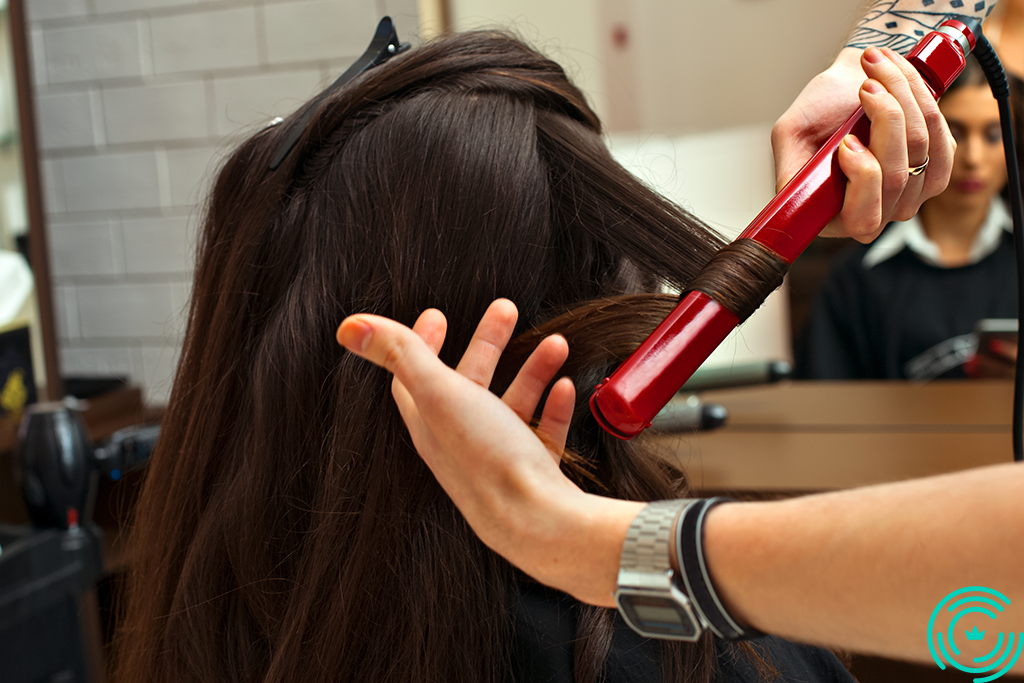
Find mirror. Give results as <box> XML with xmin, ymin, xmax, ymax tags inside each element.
<box><xmin>0</xmin><ymin>0</ymin><xmax>61</xmax><ymax>428</ymax></box>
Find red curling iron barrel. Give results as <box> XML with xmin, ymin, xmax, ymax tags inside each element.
<box><xmin>590</xmin><ymin>19</ymin><xmax>979</xmax><ymax>439</ymax></box>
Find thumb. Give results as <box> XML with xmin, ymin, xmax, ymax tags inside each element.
<box><xmin>771</xmin><ymin>122</ymin><xmax>818</xmax><ymax>193</ymax></box>
<box><xmin>337</xmin><ymin>314</ymin><xmax>445</xmax><ymax>395</ymax></box>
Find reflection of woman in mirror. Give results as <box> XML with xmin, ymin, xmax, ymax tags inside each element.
<box><xmin>798</xmin><ymin>57</ymin><xmax>1016</xmax><ymax>380</ymax></box>
<box><xmin>114</xmin><ymin>31</ymin><xmax>870</xmax><ymax>683</ymax></box>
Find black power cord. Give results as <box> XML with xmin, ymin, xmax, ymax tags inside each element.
<box><xmin>971</xmin><ymin>33</ymin><xmax>1024</xmax><ymax>462</ymax></box>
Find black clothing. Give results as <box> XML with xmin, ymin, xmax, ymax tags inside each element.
<box><xmin>797</xmin><ymin>230</ymin><xmax>1017</xmax><ymax>380</ymax></box>
<box><xmin>511</xmin><ymin>581</ymin><xmax>856</xmax><ymax>683</ymax></box>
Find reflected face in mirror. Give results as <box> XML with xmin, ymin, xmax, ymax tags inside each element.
<box><xmin>933</xmin><ymin>84</ymin><xmax>1007</xmax><ymax>213</ymax></box>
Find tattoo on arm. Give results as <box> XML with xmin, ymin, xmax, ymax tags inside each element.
<box><xmin>847</xmin><ymin>0</ymin><xmax>998</xmax><ymax>52</ymax></box>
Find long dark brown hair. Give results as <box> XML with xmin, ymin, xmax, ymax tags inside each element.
<box><xmin>114</xmin><ymin>30</ymin><xmax>760</xmax><ymax>683</ymax></box>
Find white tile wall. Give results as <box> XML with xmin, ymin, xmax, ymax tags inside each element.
<box><xmin>43</xmin><ymin>20</ymin><xmax>145</xmax><ymax>84</ymax></box>
<box><xmin>62</xmin><ymin>151</ymin><xmax>163</xmax><ymax>212</ymax></box>
<box><xmin>60</xmin><ymin>344</ymin><xmax>140</xmax><ymax>379</ymax></box>
<box><xmin>52</xmin><ymin>285</ymin><xmax>80</xmax><ymax>341</ymax></box>
<box><xmin>150</xmin><ymin>7</ymin><xmax>260</xmax><ymax>75</ymax></box>
<box><xmin>212</xmin><ymin>68</ymin><xmax>322</xmax><ymax>137</ymax></box>
<box><xmin>76</xmin><ymin>282</ymin><xmax>179</xmax><ymax>339</ymax></box>
<box><xmin>165</xmin><ymin>146</ymin><xmax>220</xmax><ymax>208</ymax></box>
<box><xmin>263</xmin><ymin>0</ymin><xmax>379</xmax><ymax>64</ymax></box>
<box><xmin>41</xmin><ymin>158</ymin><xmax>66</xmax><ymax>213</ymax></box>
<box><xmin>121</xmin><ymin>214</ymin><xmax>194</xmax><ymax>274</ymax></box>
<box><xmin>31</xmin><ymin>0</ymin><xmax>419</xmax><ymax>404</ymax></box>
<box><xmin>379</xmin><ymin>0</ymin><xmax>419</xmax><ymax>23</ymax></box>
<box><xmin>139</xmin><ymin>344</ymin><xmax>179</xmax><ymax>404</ymax></box>
<box><xmin>29</xmin><ymin>28</ymin><xmax>46</xmax><ymax>87</ymax></box>
<box><xmin>36</xmin><ymin>90</ymin><xmax>97</xmax><ymax>150</ymax></box>
<box><xmin>48</xmin><ymin>220</ymin><xmax>123</xmax><ymax>277</ymax></box>
<box><xmin>102</xmin><ymin>81</ymin><xmax>211</xmax><ymax>144</ymax></box>
<box><xmin>25</xmin><ymin>0</ymin><xmax>90</xmax><ymax>23</ymax></box>
<box><xmin>93</xmin><ymin>0</ymin><xmax>199</xmax><ymax>16</ymax></box>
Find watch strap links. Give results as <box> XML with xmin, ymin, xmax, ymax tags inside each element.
<box><xmin>617</xmin><ymin>499</ymin><xmax>695</xmax><ymax>590</ymax></box>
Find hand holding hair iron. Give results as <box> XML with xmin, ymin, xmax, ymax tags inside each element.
<box><xmin>590</xmin><ymin>18</ymin><xmax>980</xmax><ymax>440</ymax></box>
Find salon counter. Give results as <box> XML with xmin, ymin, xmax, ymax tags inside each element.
<box><xmin>650</xmin><ymin>380</ymin><xmax>1019</xmax><ymax>682</ymax></box>
<box><xmin>648</xmin><ymin>380</ymin><xmax>1015</xmax><ymax>494</ymax></box>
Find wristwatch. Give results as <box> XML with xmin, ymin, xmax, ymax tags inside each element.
<box><xmin>614</xmin><ymin>499</ymin><xmax>703</xmax><ymax>641</ymax></box>
<box><xmin>616</xmin><ymin>497</ymin><xmax>761</xmax><ymax>642</ymax></box>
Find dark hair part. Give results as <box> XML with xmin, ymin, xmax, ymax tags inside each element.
<box><xmin>114</xmin><ymin>30</ymin><xmax>771</xmax><ymax>683</ymax></box>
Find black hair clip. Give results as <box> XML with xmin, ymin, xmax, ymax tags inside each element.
<box><xmin>268</xmin><ymin>16</ymin><xmax>410</xmax><ymax>170</ymax></box>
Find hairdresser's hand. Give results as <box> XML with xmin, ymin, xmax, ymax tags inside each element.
<box><xmin>773</xmin><ymin>47</ymin><xmax>954</xmax><ymax>242</ymax></box>
<box><xmin>336</xmin><ymin>300</ymin><xmax>639</xmax><ymax>607</ymax></box>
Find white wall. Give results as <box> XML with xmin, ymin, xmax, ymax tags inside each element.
<box><xmin>447</xmin><ymin>0</ymin><xmax>606</xmax><ymax>119</ymax></box>
<box><xmin>28</xmin><ymin>0</ymin><xmax>418</xmax><ymax>404</ymax></box>
<box><xmin>448</xmin><ymin>0</ymin><xmax>864</xmax><ymax>135</ymax></box>
<box><xmin>604</xmin><ymin>0</ymin><xmax>864</xmax><ymax>135</ymax></box>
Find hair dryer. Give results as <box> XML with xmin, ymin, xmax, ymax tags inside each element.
<box><xmin>15</xmin><ymin>400</ymin><xmax>160</xmax><ymax>529</ymax></box>
<box><xmin>590</xmin><ymin>18</ymin><xmax>980</xmax><ymax>439</ymax></box>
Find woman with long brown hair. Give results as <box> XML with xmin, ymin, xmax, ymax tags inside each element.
<box><xmin>112</xmin><ymin>26</ymin><xmax>921</xmax><ymax>683</ymax></box>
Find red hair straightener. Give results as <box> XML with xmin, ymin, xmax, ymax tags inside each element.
<box><xmin>590</xmin><ymin>18</ymin><xmax>981</xmax><ymax>440</ymax></box>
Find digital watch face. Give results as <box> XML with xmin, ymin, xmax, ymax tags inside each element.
<box><xmin>615</xmin><ymin>589</ymin><xmax>701</xmax><ymax>641</ymax></box>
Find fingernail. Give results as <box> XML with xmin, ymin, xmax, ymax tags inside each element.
<box><xmin>864</xmin><ymin>46</ymin><xmax>884</xmax><ymax>64</ymax></box>
<box><xmin>338</xmin><ymin>318</ymin><xmax>373</xmax><ymax>353</ymax></box>
<box><xmin>881</xmin><ymin>47</ymin><xmax>902</xmax><ymax>63</ymax></box>
<box><xmin>843</xmin><ymin>134</ymin><xmax>867</xmax><ymax>153</ymax></box>
<box><xmin>862</xmin><ymin>79</ymin><xmax>885</xmax><ymax>95</ymax></box>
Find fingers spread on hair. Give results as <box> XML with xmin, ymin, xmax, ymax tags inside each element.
<box><xmin>390</xmin><ymin>375</ymin><xmax>432</xmax><ymax>455</ymax></box>
<box><xmin>837</xmin><ymin>134</ymin><xmax>884</xmax><ymax>242</ymax></box>
<box><xmin>411</xmin><ymin>308</ymin><xmax>448</xmax><ymax>355</ymax></box>
<box><xmin>455</xmin><ymin>299</ymin><xmax>519</xmax><ymax>388</ymax></box>
<box><xmin>337</xmin><ymin>314</ymin><xmax>443</xmax><ymax>397</ymax></box>
<box><xmin>536</xmin><ymin>377</ymin><xmax>575</xmax><ymax>463</ymax></box>
<box><xmin>502</xmin><ymin>334</ymin><xmax>569</xmax><ymax>423</ymax></box>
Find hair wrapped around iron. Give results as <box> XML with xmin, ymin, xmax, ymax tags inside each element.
<box><xmin>114</xmin><ymin>30</ymin><xmax>778</xmax><ymax>683</ymax></box>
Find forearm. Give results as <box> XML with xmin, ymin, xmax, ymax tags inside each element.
<box><xmin>847</xmin><ymin>0</ymin><xmax>997</xmax><ymax>53</ymax></box>
<box><xmin>827</xmin><ymin>0</ymin><xmax>1000</xmax><ymax>91</ymax></box>
<box><xmin>771</xmin><ymin>1</ymin><xmax>967</xmax><ymax>229</ymax></box>
<box><xmin>704</xmin><ymin>462</ymin><xmax>1024</xmax><ymax>667</ymax></box>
